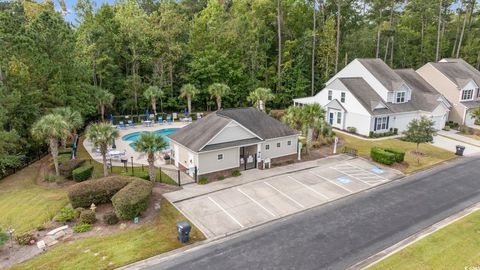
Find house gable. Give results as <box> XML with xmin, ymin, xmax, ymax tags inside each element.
<box><xmin>206</xmin><ymin>120</ymin><xmax>259</xmax><ymax>146</ymax></box>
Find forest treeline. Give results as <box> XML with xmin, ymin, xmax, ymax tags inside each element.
<box><xmin>0</xmin><ymin>0</ymin><xmax>479</xmax><ymax>175</ymax></box>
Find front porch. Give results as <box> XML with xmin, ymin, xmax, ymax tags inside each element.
<box><xmin>239</xmin><ymin>144</ymin><xmax>258</xmax><ymax>171</ymax></box>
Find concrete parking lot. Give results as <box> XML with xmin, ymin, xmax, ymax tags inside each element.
<box><xmin>173</xmin><ymin>158</ymin><xmax>402</xmax><ymax>238</ymax></box>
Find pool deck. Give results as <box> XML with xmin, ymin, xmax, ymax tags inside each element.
<box><xmin>83</xmin><ymin>121</ymin><xmax>189</xmax><ymax>167</ymax></box>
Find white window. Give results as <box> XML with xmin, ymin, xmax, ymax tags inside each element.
<box><xmin>277</xmin><ymin>142</ymin><xmax>281</xmax><ymax>147</ymax></box>
<box><xmin>328</xmin><ymin>90</ymin><xmax>332</xmax><ymax>101</ymax></box>
<box><xmin>396</xmin><ymin>92</ymin><xmax>406</xmax><ymax>103</ymax></box>
<box><xmin>287</xmin><ymin>140</ymin><xmax>291</xmax><ymax>146</ymax></box>
<box><xmin>265</xmin><ymin>144</ymin><xmax>270</xmax><ymax>150</ymax></box>
<box><xmin>375</xmin><ymin>116</ymin><xmax>389</xmax><ymax>131</ymax></box>
<box><xmin>461</xmin><ymin>89</ymin><xmax>474</xmax><ymax>100</ymax></box>
<box><xmin>217</xmin><ymin>154</ymin><xmax>223</xmax><ymax>160</ymax></box>
<box><xmin>337</xmin><ymin>112</ymin><xmax>342</xmax><ymax>124</ymax></box>
<box><xmin>340</xmin><ymin>92</ymin><xmax>346</xmax><ymax>103</ymax></box>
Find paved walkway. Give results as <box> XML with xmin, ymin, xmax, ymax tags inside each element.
<box><xmin>334</xmin><ymin>129</ymin><xmax>402</xmax><ymax>141</ymax></box>
<box><xmin>433</xmin><ymin>130</ymin><xmax>480</xmax><ymax>156</ymax></box>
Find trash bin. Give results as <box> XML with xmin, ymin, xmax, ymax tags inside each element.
<box><xmin>176</xmin><ymin>221</ymin><xmax>191</xmax><ymax>243</ymax></box>
<box><xmin>455</xmin><ymin>145</ymin><xmax>465</xmax><ymax>156</ymax></box>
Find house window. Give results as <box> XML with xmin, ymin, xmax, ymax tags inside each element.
<box><xmin>337</xmin><ymin>112</ymin><xmax>342</xmax><ymax>124</ymax></box>
<box><xmin>265</xmin><ymin>144</ymin><xmax>270</xmax><ymax>150</ymax></box>
<box><xmin>277</xmin><ymin>142</ymin><xmax>281</xmax><ymax>147</ymax></box>
<box><xmin>217</xmin><ymin>154</ymin><xmax>223</xmax><ymax>160</ymax></box>
<box><xmin>375</xmin><ymin>116</ymin><xmax>389</xmax><ymax>131</ymax></box>
<box><xmin>396</xmin><ymin>92</ymin><xmax>406</xmax><ymax>103</ymax></box>
<box><xmin>328</xmin><ymin>90</ymin><xmax>332</xmax><ymax>101</ymax></box>
<box><xmin>461</xmin><ymin>89</ymin><xmax>474</xmax><ymax>100</ymax></box>
<box><xmin>287</xmin><ymin>140</ymin><xmax>292</xmax><ymax>146</ymax></box>
<box><xmin>340</xmin><ymin>92</ymin><xmax>346</xmax><ymax>103</ymax></box>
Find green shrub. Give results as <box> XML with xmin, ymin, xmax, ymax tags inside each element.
<box><xmin>103</xmin><ymin>211</ymin><xmax>119</xmax><ymax>225</ymax></box>
<box><xmin>0</xmin><ymin>228</ymin><xmax>9</xmax><ymax>248</ymax></box>
<box><xmin>346</xmin><ymin>127</ymin><xmax>357</xmax><ymax>133</ymax></box>
<box><xmin>56</xmin><ymin>207</ymin><xmax>75</xmax><ymax>222</ymax></box>
<box><xmin>79</xmin><ymin>210</ymin><xmax>96</xmax><ymax>225</ymax></box>
<box><xmin>217</xmin><ymin>175</ymin><xmax>225</xmax><ymax>181</ymax></box>
<box><xmin>384</xmin><ymin>148</ymin><xmax>405</xmax><ymax>162</ymax></box>
<box><xmin>198</xmin><ymin>176</ymin><xmax>208</xmax><ymax>184</ymax></box>
<box><xmin>370</xmin><ymin>147</ymin><xmax>396</xmax><ymax>165</ymax></box>
<box><xmin>59</xmin><ymin>159</ymin><xmax>85</xmax><ymax>179</ymax></box>
<box><xmin>67</xmin><ymin>176</ymin><xmax>134</xmax><ymax>208</ymax></box>
<box><xmin>74</xmin><ymin>207</ymin><xmax>85</xmax><ymax>219</ymax></box>
<box><xmin>73</xmin><ymin>223</ymin><xmax>92</xmax><ymax>233</ymax></box>
<box><xmin>58</xmin><ymin>148</ymin><xmax>72</xmax><ymax>155</ymax></box>
<box><xmin>14</xmin><ymin>232</ymin><xmax>36</xmax><ymax>245</ymax></box>
<box><xmin>57</xmin><ymin>153</ymin><xmax>72</xmax><ymax>165</ymax></box>
<box><xmin>112</xmin><ymin>179</ymin><xmax>153</xmax><ymax>220</ymax></box>
<box><xmin>72</xmin><ymin>165</ymin><xmax>93</xmax><ymax>182</ymax></box>
<box><xmin>231</xmin><ymin>169</ymin><xmax>241</xmax><ymax>177</ymax></box>
<box><xmin>44</xmin><ymin>173</ymin><xmax>60</xmax><ymax>183</ymax></box>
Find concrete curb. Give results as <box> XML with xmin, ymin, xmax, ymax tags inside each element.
<box><xmin>348</xmin><ymin>201</ymin><xmax>480</xmax><ymax>270</ymax></box>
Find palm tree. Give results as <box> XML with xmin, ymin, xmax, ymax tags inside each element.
<box><xmin>94</xmin><ymin>89</ymin><xmax>114</xmax><ymax>121</ymax></box>
<box><xmin>247</xmin><ymin>87</ymin><xmax>275</xmax><ymax>112</ymax></box>
<box><xmin>133</xmin><ymin>132</ymin><xmax>168</xmax><ymax>182</ymax></box>
<box><xmin>31</xmin><ymin>114</ymin><xmax>70</xmax><ymax>176</ymax></box>
<box><xmin>208</xmin><ymin>83</ymin><xmax>230</xmax><ymax>110</ymax></box>
<box><xmin>143</xmin><ymin>86</ymin><xmax>164</xmax><ymax>115</ymax></box>
<box><xmin>52</xmin><ymin>107</ymin><xmax>83</xmax><ymax>148</ymax></box>
<box><xmin>85</xmin><ymin>122</ymin><xmax>119</xmax><ymax>177</ymax></box>
<box><xmin>180</xmin><ymin>84</ymin><xmax>199</xmax><ymax>115</ymax></box>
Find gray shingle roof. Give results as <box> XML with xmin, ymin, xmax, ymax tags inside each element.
<box><xmin>357</xmin><ymin>58</ymin><xmax>405</xmax><ymax>91</ymax></box>
<box><xmin>430</xmin><ymin>59</ymin><xmax>480</xmax><ymax>89</ymax></box>
<box><xmin>168</xmin><ymin>108</ymin><xmax>298</xmax><ymax>152</ymax></box>
<box><xmin>201</xmin><ymin>138</ymin><xmax>262</xmax><ymax>152</ymax></box>
<box><xmin>338</xmin><ymin>71</ymin><xmax>447</xmax><ymax>116</ymax></box>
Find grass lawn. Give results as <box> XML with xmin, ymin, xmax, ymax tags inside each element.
<box><xmin>76</xmin><ymin>137</ymin><xmax>177</xmax><ymax>185</ymax></box>
<box><xmin>368</xmin><ymin>211</ymin><xmax>480</xmax><ymax>270</ymax></box>
<box><xmin>10</xmin><ymin>200</ymin><xmax>205</xmax><ymax>270</ymax></box>
<box><xmin>0</xmin><ymin>162</ymin><xmax>68</xmax><ymax>233</ymax></box>
<box><xmin>337</xmin><ymin>133</ymin><xmax>456</xmax><ymax>174</ymax></box>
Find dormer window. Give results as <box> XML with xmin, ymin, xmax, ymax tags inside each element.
<box><xmin>396</xmin><ymin>91</ymin><xmax>406</xmax><ymax>103</ymax></box>
<box><xmin>461</xmin><ymin>89</ymin><xmax>474</xmax><ymax>101</ymax></box>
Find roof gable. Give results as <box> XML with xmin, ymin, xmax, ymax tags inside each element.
<box><xmin>431</xmin><ymin>59</ymin><xmax>480</xmax><ymax>89</ymax></box>
<box><xmin>357</xmin><ymin>58</ymin><xmax>406</xmax><ymax>92</ymax></box>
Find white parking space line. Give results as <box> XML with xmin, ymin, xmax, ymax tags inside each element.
<box><xmin>346</xmin><ymin>163</ymin><xmax>389</xmax><ymax>181</ymax></box>
<box><xmin>309</xmin><ymin>171</ymin><xmax>354</xmax><ymax>193</ymax></box>
<box><xmin>237</xmin><ymin>188</ymin><xmax>276</xmax><ymax>217</ymax></box>
<box><xmin>287</xmin><ymin>175</ymin><xmax>330</xmax><ymax>200</ymax></box>
<box><xmin>331</xmin><ymin>167</ymin><xmax>374</xmax><ymax>186</ymax></box>
<box><xmin>264</xmin><ymin>182</ymin><xmax>304</xmax><ymax>208</ymax></box>
<box><xmin>208</xmin><ymin>197</ymin><xmax>244</xmax><ymax>228</ymax></box>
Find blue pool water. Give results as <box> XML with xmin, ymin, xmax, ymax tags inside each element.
<box><xmin>122</xmin><ymin>128</ymin><xmax>178</xmax><ymax>150</ymax></box>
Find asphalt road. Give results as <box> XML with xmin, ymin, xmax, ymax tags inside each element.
<box><xmin>147</xmin><ymin>156</ymin><xmax>480</xmax><ymax>270</ymax></box>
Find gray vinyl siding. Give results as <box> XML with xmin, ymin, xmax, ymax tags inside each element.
<box><xmin>261</xmin><ymin>135</ymin><xmax>298</xmax><ymax>159</ymax></box>
<box><xmin>198</xmin><ymin>147</ymin><xmax>239</xmax><ymax>175</ymax></box>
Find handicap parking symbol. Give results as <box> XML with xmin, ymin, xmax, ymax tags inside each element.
<box><xmin>371</xmin><ymin>167</ymin><xmax>384</xmax><ymax>174</ymax></box>
<box><xmin>336</xmin><ymin>176</ymin><xmax>351</xmax><ymax>184</ymax></box>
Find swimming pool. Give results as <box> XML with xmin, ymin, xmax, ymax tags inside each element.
<box><xmin>122</xmin><ymin>128</ymin><xmax>178</xmax><ymax>150</ymax></box>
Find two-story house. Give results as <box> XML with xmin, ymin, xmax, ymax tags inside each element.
<box><xmin>417</xmin><ymin>58</ymin><xmax>480</xmax><ymax>127</ymax></box>
<box><xmin>293</xmin><ymin>58</ymin><xmax>451</xmax><ymax>136</ymax></box>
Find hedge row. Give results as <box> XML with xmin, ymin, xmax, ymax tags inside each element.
<box><xmin>370</xmin><ymin>147</ymin><xmax>405</xmax><ymax>165</ymax></box>
<box><xmin>59</xmin><ymin>159</ymin><xmax>85</xmax><ymax>179</ymax></box>
<box><xmin>72</xmin><ymin>165</ymin><xmax>94</xmax><ymax>182</ymax></box>
<box><xmin>112</xmin><ymin>179</ymin><xmax>153</xmax><ymax>220</ymax></box>
<box><xmin>67</xmin><ymin>176</ymin><xmax>134</xmax><ymax>208</ymax></box>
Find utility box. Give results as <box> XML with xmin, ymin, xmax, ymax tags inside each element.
<box><xmin>176</xmin><ymin>221</ymin><xmax>191</xmax><ymax>243</ymax></box>
<box><xmin>455</xmin><ymin>145</ymin><xmax>465</xmax><ymax>156</ymax></box>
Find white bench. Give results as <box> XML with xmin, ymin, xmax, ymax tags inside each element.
<box><xmin>47</xmin><ymin>225</ymin><xmax>69</xmax><ymax>236</ymax></box>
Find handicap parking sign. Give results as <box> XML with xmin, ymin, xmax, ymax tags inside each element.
<box><xmin>336</xmin><ymin>176</ymin><xmax>351</xmax><ymax>184</ymax></box>
<box><xmin>371</xmin><ymin>167</ymin><xmax>384</xmax><ymax>174</ymax></box>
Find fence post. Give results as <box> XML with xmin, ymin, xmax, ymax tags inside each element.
<box><xmin>110</xmin><ymin>159</ymin><xmax>113</xmax><ymax>173</ymax></box>
<box><xmin>159</xmin><ymin>167</ymin><xmax>162</xmax><ymax>183</ymax></box>
<box><xmin>177</xmin><ymin>170</ymin><xmax>181</xmax><ymax>186</ymax></box>
<box><xmin>131</xmin><ymin>157</ymin><xmax>134</xmax><ymax>175</ymax></box>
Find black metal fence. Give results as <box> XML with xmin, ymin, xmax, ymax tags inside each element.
<box><xmin>0</xmin><ymin>145</ymin><xmax>49</xmax><ymax>180</ymax></box>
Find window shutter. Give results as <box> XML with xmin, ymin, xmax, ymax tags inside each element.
<box><xmin>386</xmin><ymin>117</ymin><xmax>390</xmax><ymax>130</ymax></box>
<box><xmin>374</xmin><ymin>118</ymin><xmax>378</xmax><ymax>131</ymax></box>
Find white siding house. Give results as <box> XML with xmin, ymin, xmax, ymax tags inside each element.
<box><xmin>294</xmin><ymin>58</ymin><xmax>451</xmax><ymax>136</ymax></box>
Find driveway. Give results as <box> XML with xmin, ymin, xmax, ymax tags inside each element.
<box><xmin>172</xmin><ymin>158</ymin><xmax>402</xmax><ymax>238</ymax></box>
<box><xmin>432</xmin><ymin>134</ymin><xmax>480</xmax><ymax>156</ymax></box>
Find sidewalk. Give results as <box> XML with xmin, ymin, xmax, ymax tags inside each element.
<box><xmin>163</xmin><ymin>154</ymin><xmax>353</xmax><ymax>203</ymax></box>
